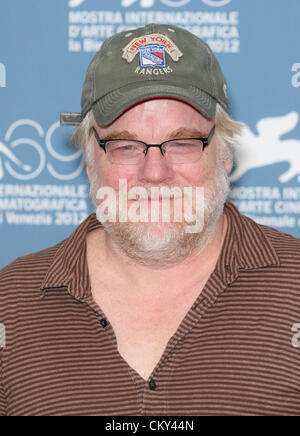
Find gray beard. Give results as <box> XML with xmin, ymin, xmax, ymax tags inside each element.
<box><xmin>90</xmin><ymin>166</ymin><xmax>230</xmax><ymax>269</ymax></box>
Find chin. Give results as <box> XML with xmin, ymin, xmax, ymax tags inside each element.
<box><xmin>101</xmin><ymin>218</ymin><xmax>205</xmax><ymax>268</ymax></box>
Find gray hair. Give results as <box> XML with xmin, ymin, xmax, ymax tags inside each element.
<box><xmin>71</xmin><ymin>110</ymin><xmax>96</xmax><ymax>170</ymax></box>
<box><xmin>214</xmin><ymin>104</ymin><xmax>242</xmax><ymax>164</ymax></box>
<box><xmin>71</xmin><ymin>103</ymin><xmax>242</xmax><ymax>170</ymax></box>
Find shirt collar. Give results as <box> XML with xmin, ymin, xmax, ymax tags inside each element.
<box><xmin>40</xmin><ymin>202</ymin><xmax>280</xmax><ymax>297</ymax></box>
<box><xmin>40</xmin><ymin>212</ymin><xmax>102</xmax><ymax>299</ymax></box>
<box><xmin>216</xmin><ymin>202</ymin><xmax>280</xmax><ymax>285</ymax></box>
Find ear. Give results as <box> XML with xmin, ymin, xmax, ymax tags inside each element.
<box><xmin>224</xmin><ymin>157</ymin><xmax>233</xmax><ymax>175</ymax></box>
<box><xmin>86</xmin><ymin>166</ymin><xmax>91</xmax><ymax>181</ymax></box>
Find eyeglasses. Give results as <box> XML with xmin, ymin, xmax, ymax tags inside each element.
<box><xmin>92</xmin><ymin>125</ymin><xmax>215</xmax><ymax>165</ymax></box>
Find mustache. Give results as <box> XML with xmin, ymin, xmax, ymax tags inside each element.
<box><xmin>116</xmin><ymin>184</ymin><xmax>201</xmax><ymax>200</ymax></box>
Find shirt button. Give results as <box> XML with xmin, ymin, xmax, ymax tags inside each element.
<box><xmin>149</xmin><ymin>379</ymin><xmax>157</xmax><ymax>390</ymax></box>
<box><xmin>225</xmin><ymin>265</ymin><xmax>232</xmax><ymax>274</ymax></box>
<box><xmin>100</xmin><ymin>318</ymin><xmax>108</xmax><ymax>328</ymax></box>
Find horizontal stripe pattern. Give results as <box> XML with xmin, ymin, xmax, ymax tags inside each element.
<box><xmin>1</xmin><ymin>202</ymin><xmax>300</xmax><ymax>415</ymax></box>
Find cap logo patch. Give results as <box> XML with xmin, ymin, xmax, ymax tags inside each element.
<box><xmin>139</xmin><ymin>45</ymin><xmax>166</xmax><ymax>68</ymax></box>
<box><xmin>122</xmin><ymin>33</ymin><xmax>183</xmax><ymax>64</ymax></box>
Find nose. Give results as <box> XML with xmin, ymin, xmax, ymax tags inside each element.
<box><xmin>137</xmin><ymin>146</ymin><xmax>174</xmax><ymax>184</ymax></box>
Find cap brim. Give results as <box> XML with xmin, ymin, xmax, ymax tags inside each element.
<box><xmin>92</xmin><ymin>81</ymin><xmax>218</xmax><ymax>127</ymax></box>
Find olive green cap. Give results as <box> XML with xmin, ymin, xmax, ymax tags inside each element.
<box><xmin>60</xmin><ymin>23</ymin><xmax>228</xmax><ymax>127</ymax></box>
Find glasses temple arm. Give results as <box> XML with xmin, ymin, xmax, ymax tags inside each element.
<box><xmin>203</xmin><ymin>124</ymin><xmax>216</xmax><ymax>148</ymax></box>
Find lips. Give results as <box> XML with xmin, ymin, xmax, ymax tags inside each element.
<box><xmin>138</xmin><ymin>195</ymin><xmax>179</xmax><ymax>202</ymax></box>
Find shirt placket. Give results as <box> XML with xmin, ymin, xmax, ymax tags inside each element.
<box><xmin>136</xmin><ymin>266</ymin><xmax>239</xmax><ymax>416</ymax></box>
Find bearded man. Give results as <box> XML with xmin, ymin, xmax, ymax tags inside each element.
<box><xmin>1</xmin><ymin>24</ymin><xmax>300</xmax><ymax>416</ymax></box>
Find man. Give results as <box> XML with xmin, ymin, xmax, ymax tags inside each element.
<box><xmin>1</xmin><ymin>24</ymin><xmax>300</xmax><ymax>416</ymax></box>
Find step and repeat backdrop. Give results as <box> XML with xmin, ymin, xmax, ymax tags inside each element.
<box><xmin>0</xmin><ymin>0</ymin><xmax>299</xmax><ymax>268</ymax></box>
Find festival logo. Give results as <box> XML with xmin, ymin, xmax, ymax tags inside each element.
<box><xmin>154</xmin><ymin>0</ymin><xmax>191</xmax><ymax>6</ymax></box>
<box><xmin>230</xmin><ymin>112</ymin><xmax>300</xmax><ymax>184</ymax></box>
<box><xmin>68</xmin><ymin>0</ymin><xmax>239</xmax><ymax>54</ymax></box>
<box><xmin>0</xmin><ymin>63</ymin><xmax>6</xmax><ymax>88</ymax></box>
<box><xmin>0</xmin><ymin>140</ymin><xmax>33</xmax><ymax>180</ymax></box>
<box><xmin>201</xmin><ymin>0</ymin><xmax>232</xmax><ymax>6</ymax></box>
<box><xmin>292</xmin><ymin>63</ymin><xmax>300</xmax><ymax>88</ymax></box>
<box><xmin>69</xmin><ymin>0</ymin><xmax>192</xmax><ymax>8</ymax></box>
<box><xmin>0</xmin><ymin>120</ymin><xmax>84</xmax><ymax>181</ymax></box>
<box><xmin>69</xmin><ymin>0</ymin><xmax>85</xmax><ymax>7</ymax></box>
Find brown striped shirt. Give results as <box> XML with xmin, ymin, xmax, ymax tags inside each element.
<box><xmin>1</xmin><ymin>201</ymin><xmax>300</xmax><ymax>416</ymax></box>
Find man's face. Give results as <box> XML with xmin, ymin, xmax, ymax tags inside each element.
<box><xmin>88</xmin><ymin>99</ymin><xmax>232</xmax><ymax>267</ymax></box>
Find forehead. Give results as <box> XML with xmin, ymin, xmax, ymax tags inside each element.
<box><xmin>96</xmin><ymin>98</ymin><xmax>212</xmax><ymax>138</ymax></box>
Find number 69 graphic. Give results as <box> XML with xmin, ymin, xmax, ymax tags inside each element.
<box><xmin>0</xmin><ymin>120</ymin><xmax>85</xmax><ymax>181</ymax></box>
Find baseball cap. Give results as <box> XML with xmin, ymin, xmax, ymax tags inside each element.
<box><xmin>60</xmin><ymin>23</ymin><xmax>229</xmax><ymax>127</ymax></box>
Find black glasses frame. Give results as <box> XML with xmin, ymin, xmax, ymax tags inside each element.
<box><xmin>92</xmin><ymin>124</ymin><xmax>216</xmax><ymax>158</ymax></box>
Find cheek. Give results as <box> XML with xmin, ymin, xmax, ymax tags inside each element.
<box><xmin>98</xmin><ymin>163</ymin><xmax>139</xmax><ymax>191</ymax></box>
<box><xmin>177</xmin><ymin>145</ymin><xmax>219</xmax><ymax>184</ymax></box>
<box><xmin>173</xmin><ymin>161</ymin><xmax>213</xmax><ymax>185</ymax></box>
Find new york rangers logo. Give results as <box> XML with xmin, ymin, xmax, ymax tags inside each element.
<box><xmin>138</xmin><ymin>45</ymin><xmax>166</xmax><ymax>68</ymax></box>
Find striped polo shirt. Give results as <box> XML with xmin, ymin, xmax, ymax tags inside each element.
<box><xmin>1</xmin><ymin>201</ymin><xmax>300</xmax><ymax>416</ymax></box>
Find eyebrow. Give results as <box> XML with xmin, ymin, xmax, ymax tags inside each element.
<box><xmin>102</xmin><ymin>131</ymin><xmax>138</xmax><ymax>141</ymax></box>
<box><xmin>168</xmin><ymin>127</ymin><xmax>207</xmax><ymax>139</ymax></box>
<box><xmin>102</xmin><ymin>127</ymin><xmax>207</xmax><ymax>141</ymax></box>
